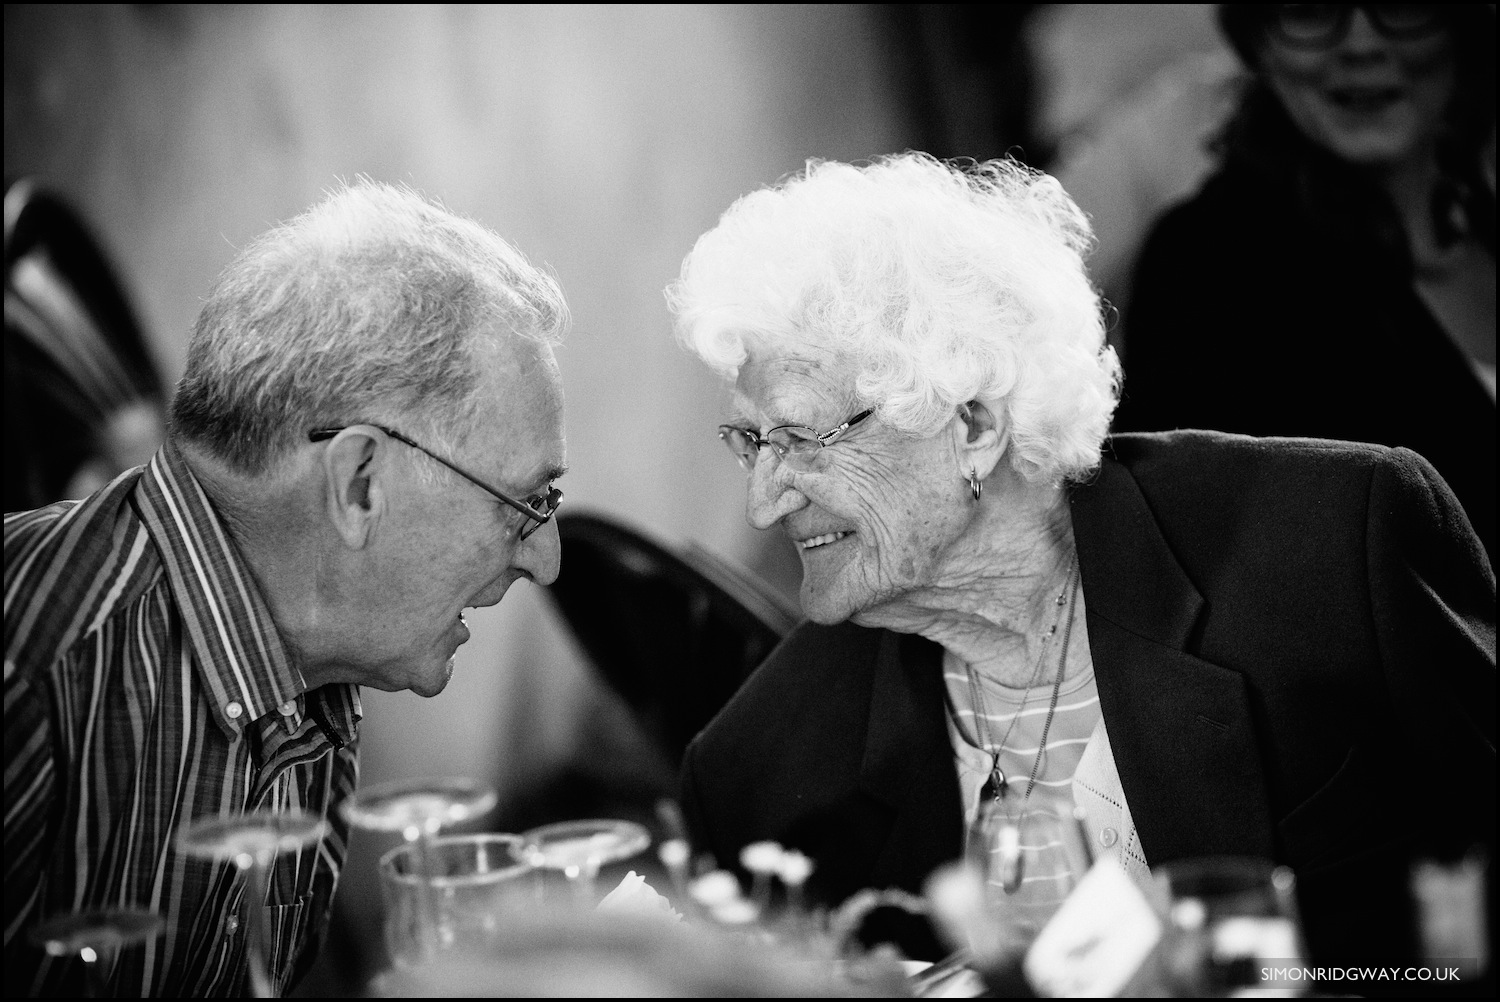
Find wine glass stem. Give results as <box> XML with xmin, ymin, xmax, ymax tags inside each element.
<box><xmin>573</xmin><ymin>859</ymin><xmax>601</xmax><ymax>901</ymax></box>
<box><xmin>80</xmin><ymin>951</ymin><xmax>106</xmax><ymax>998</ymax></box>
<box><xmin>244</xmin><ymin>858</ymin><xmax>276</xmax><ymax>999</ymax></box>
<box><xmin>413</xmin><ymin>831</ymin><xmax>445</xmax><ymax>957</ymax></box>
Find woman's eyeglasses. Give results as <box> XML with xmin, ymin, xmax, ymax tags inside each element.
<box><xmin>717</xmin><ymin>409</ymin><xmax>873</xmax><ymax>473</ymax></box>
<box><xmin>1267</xmin><ymin>5</ymin><xmax>1446</xmax><ymax>50</ymax></box>
<box><xmin>308</xmin><ymin>424</ymin><xmax>562</xmax><ymax>540</ymax></box>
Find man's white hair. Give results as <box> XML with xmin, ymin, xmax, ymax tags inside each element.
<box><xmin>667</xmin><ymin>153</ymin><xmax>1120</xmax><ymax>485</ymax></box>
<box><xmin>171</xmin><ymin>180</ymin><xmax>568</xmax><ymax>475</ymax></box>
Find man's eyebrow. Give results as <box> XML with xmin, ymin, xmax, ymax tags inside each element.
<box><xmin>506</xmin><ymin>463</ymin><xmax>567</xmax><ymax>499</ymax></box>
<box><xmin>536</xmin><ymin>463</ymin><xmax>569</xmax><ymax>488</ymax></box>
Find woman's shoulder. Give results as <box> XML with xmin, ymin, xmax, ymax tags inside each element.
<box><xmin>1099</xmin><ymin>431</ymin><xmax>1483</xmax><ymax>559</ymax></box>
<box><xmin>1106</xmin><ymin>430</ymin><xmax>1403</xmax><ymax>490</ymax></box>
<box><xmin>738</xmin><ymin>620</ymin><xmax>886</xmax><ymax>701</ymax></box>
<box><xmin>685</xmin><ymin>620</ymin><xmax>887</xmax><ymax>759</ymax></box>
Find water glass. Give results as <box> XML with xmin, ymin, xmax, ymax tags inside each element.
<box><xmin>379</xmin><ymin>833</ymin><xmax>533</xmax><ymax>968</ymax></box>
<box><xmin>1154</xmin><ymin>856</ymin><xmax>1306</xmax><ymax>997</ymax></box>
<box><xmin>967</xmin><ymin>794</ymin><xmax>1092</xmax><ymax>954</ymax></box>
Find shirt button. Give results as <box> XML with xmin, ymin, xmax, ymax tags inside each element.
<box><xmin>225</xmin><ymin>702</ymin><xmax>243</xmax><ymax>720</ymax></box>
<box><xmin>1100</xmin><ymin>827</ymin><xmax>1119</xmax><ymax>848</ymax></box>
<box><xmin>278</xmin><ymin>700</ymin><xmax>297</xmax><ymax>716</ymax></box>
<box><xmin>225</xmin><ymin>914</ymin><xmax>239</xmax><ymax>936</ymax></box>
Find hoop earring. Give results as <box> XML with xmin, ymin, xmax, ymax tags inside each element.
<box><xmin>968</xmin><ymin>468</ymin><xmax>982</xmax><ymax>502</ymax></box>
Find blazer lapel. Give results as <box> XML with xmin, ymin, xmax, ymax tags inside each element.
<box><xmin>1070</xmin><ymin>457</ymin><xmax>1277</xmax><ymax>864</ymax></box>
<box><xmin>856</xmin><ymin>631</ymin><xmax>965</xmax><ymax>892</ymax></box>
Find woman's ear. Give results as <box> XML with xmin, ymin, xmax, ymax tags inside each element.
<box><xmin>956</xmin><ymin>400</ymin><xmax>1009</xmax><ymax>481</ymax></box>
<box><xmin>321</xmin><ymin>429</ymin><xmax>386</xmax><ymax>548</ymax></box>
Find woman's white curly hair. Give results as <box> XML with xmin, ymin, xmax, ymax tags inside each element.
<box><xmin>666</xmin><ymin>152</ymin><xmax>1120</xmax><ymax>485</ymax></box>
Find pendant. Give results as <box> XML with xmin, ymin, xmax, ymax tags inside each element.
<box><xmin>992</xmin><ymin>762</ymin><xmax>1008</xmax><ymax>798</ymax></box>
<box><xmin>996</xmin><ymin>821</ymin><xmax>1024</xmax><ymax>893</ymax></box>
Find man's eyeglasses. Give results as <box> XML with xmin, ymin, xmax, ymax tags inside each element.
<box><xmin>308</xmin><ymin>424</ymin><xmax>562</xmax><ymax>540</ymax></box>
<box><xmin>1267</xmin><ymin>5</ymin><xmax>1446</xmax><ymax>50</ymax></box>
<box><xmin>717</xmin><ymin>409</ymin><xmax>874</xmax><ymax>473</ymax></box>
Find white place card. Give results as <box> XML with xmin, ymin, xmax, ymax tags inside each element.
<box><xmin>1023</xmin><ymin>856</ymin><xmax>1163</xmax><ymax>997</ymax></box>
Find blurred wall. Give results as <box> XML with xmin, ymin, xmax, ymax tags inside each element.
<box><xmin>6</xmin><ymin>3</ymin><xmax>911</xmax><ymax>988</ymax></box>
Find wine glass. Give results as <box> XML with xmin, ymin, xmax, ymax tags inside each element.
<box><xmin>966</xmin><ymin>794</ymin><xmax>1092</xmax><ymax>957</ymax></box>
<box><xmin>378</xmin><ymin>832</ymin><xmax>532</xmax><ymax>968</ymax></box>
<box><xmin>29</xmin><ymin>907</ymin><xmax>163</xmax><ymax>997</ymax></box>
<box><xmin>176</xmin><ymin>809</ymin><xmax>330</xmax><ymax>998</ymax></box>
<box><xmin>340</xmin><ymin>776</ymin><xmax>498</xmax><ymax>963</ymax></box>
<box><xmin>340</xmin><ymin>776</ymin><xmax>498</xmax><ymax>840</ymax></box>
<box><xmin>1154</xmin><ymin>856</ymin><xmax>1306</xmax><ymax>997</ymax></box>
<box><xmin>518</xmin><ymin>818</ymin><xmax>651</xmax><ymax>901</ymax></box>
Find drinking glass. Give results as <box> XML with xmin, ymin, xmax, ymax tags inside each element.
<box><xmin>28</xmin><ymin>907</ymin><xmax>163</xmax><ymax>997</ymax></box>
<box><xmin>340</xmin><ymin>776</ymin><xmax>499</xmax><ymax>840</ymax></box>
<box><xmin>966</xmin><ymin>794</ymin><xmax>1092</xmax><ymax>955</ymax></box>
<box><xmin>340</xmin><ymin>776</ymin><xmax>498</xmax><ymax>963</ymax></box>
<box><xmin>518</xmin><ymin>818</ymin><xmax>651</xmax><ymax>901</ymax></box>
<box><xmin>176</xmin><ymin>809</ymin><xmax>329</xmax><ymax>998</ymax></box>
<box><xmin>1154</xmin><ymin>856</ymin><xmax>1306</xmax><ymax>997</ymax></box>
<box><xmin>379</xmin><ymin>833</ymin><xmax>533</xmax><ymax>968</ymax></box>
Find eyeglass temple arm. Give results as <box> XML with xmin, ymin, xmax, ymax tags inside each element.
<box><xmin>309</xmin><ymin>425</ymin><xmax>555</xmax><ymax>523</ymax></box>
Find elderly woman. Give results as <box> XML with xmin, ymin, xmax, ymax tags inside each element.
<box><xmin>668</xmin><ymin>153</ymin><xmax>1494</xmax><ymax>968</ymax></box>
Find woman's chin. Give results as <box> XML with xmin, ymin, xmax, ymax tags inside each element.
<box><xmin>797</xmin><ymin>581</ymin><xmax>857</xmax><ymax>626</ymax></box>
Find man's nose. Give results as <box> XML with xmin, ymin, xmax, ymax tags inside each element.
<box><xmin>745</xmin><ymin>450</ymin><xmax>805</xmax><ymax>530</ymax></box>
<box><xmin>517</xmin><ymin>517</ymin><xmax>562</xmax><ymax>586</ymax></box>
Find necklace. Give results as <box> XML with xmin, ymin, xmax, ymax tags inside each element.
<box><xmin>963</xmin><ymin>556</ymin><xmax>1080</xmax><ymax>805</ymax></box>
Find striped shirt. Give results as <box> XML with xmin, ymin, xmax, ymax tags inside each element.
<box><xmin>944</xmin><ymin>647</ymin><xmax>1102</xmax><ymax>938</ymax></box>
<box><xmin>4</xmin><ymin>442</ymin><xmax>361</xmax><ymax>997</ymax></box>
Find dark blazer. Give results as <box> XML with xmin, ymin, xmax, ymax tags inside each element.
<box><xmin>680</xmin><ymin>431</ymin><xmax>1496</xmax><ymax>967</ymax></box>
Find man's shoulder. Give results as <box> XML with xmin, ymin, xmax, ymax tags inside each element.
<box><xmin>5</xmin><ymin>472</ymin><xmax>164</xmax><ymax>680</ymax></box>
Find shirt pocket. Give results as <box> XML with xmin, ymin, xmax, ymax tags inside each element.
<box><xmin>263</xmin><ymin>893</ymin><xmax>311</xmax><ymax>995</ymax></box>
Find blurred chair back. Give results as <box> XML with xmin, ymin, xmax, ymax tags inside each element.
<box><xmin>544</xmin><ymin>512</ymin><xmax>800</xmax><ymax>768</ymax></box>
<box><xmin>5</xmin><ymin>177</ymin><xmax>165</xmax><ymax>511</ymax></box>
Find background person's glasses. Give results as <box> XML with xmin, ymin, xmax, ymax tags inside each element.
<box><xmin>309</xmin><ymin>424</ymin><xmax>561</xmax><ymax>540</ymax></box>
<box><xmin>717</xmin><ymin>409</ymin><xmax>873</xmax><ymax>473</ymax></box>
<box><xmin>1267</xmin><ymin>5</ymin><xmax>1446</xmax><ymax>49</ymax></box>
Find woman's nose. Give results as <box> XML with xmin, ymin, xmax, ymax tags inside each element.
<box><xmin>744</xmin><ymin>451</ymin><xmax>805</xmax><ymax>530</ymax></box>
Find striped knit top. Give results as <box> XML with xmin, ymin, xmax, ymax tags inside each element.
<box><xmin>4</xmin><ymin>442</ymin><xmax>361</xmax><ymax>996</ymax></box>
<box><xmin>944</xmin><ymin>646</ymin><xmax>1102</xmax><ymax>938</ymax></box>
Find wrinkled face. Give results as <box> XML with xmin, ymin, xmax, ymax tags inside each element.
<box><xmin>1259</xmin><ymin>9</ymin><xmax>1456</xmax><ymax>167</ymax></box>
<box><xmin>732</xmin><ymin>345</ymin><xmax>972</xmax><ymax>626</ymax></box>
<box><xmin>355</xmin><ymin>342</ymin><xmax>566</xmax><ymax>696</ymax></box>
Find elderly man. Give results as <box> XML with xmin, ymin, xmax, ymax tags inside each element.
<box><xmin>3</xmin><ymin>182</ymin><xmax>568</xmax><ymax>996</ymax></box>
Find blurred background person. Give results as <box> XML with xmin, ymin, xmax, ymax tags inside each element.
<box><xmin>1029</xmin><ymin>4</ymin><xmax>1241</xmax><ymax>356</ymax></box>
<box><xmin>1113</xmin><ymin>4</ymin><xmax>1496</xmax><ymax>563</ymax></box>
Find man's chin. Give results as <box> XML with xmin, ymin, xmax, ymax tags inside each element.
<box><xmin>403</xmin><ymin>656</ymin><xmax>457</xmax><ymax>698</ymax></box>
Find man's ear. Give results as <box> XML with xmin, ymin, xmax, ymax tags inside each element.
<box><xmin>320</xmin><ymin>429</ymin><xmax>385</xmax><ymax>548</ymax></box>
<box><xmin>955</xmin><ymin>400</ymin><xmax>1010</xmax><ymax>481</ymax></box>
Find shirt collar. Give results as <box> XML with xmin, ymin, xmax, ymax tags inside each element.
<box><xmin>133</xmin><ymin>441</ymin><xmax>316</xmax><ymax>738</ymax></box>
